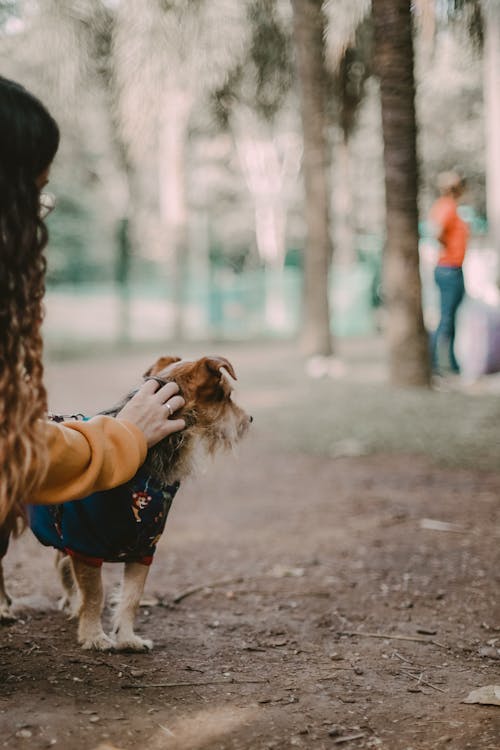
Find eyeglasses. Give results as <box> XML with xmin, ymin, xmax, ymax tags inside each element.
<box><xmin>39</xmin><ymin>192</ymin><xmax>56</xmax><ymax>219</ymax></box>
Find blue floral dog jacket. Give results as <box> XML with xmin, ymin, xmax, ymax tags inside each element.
<box><xmin>28</xmin><ymin>467</ymin><xmax>179</xmax><ymax>567</ymax></box>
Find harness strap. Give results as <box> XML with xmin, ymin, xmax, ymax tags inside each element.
<box><xmin>48</xmin><ymin>413</ymin><xmax>86</xmax><ymax>423</ymax></box>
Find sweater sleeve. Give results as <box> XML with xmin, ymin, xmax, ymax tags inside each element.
<box><xmin>33</xmin><ymin>416</ymin><xmax>148</xmax><ymax>505</ymax></box>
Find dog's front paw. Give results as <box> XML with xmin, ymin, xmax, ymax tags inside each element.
<box><xmin>115</xmin><ymin>635</ymin><xmax>153</xmax><ymax>652</ymax></box>
<box><xmin>79</xmin><ymin>632</ymin><xmax>116</xmax><ymax>651</ymax></box>
<box><xmin>0</xmin><ymin>601</ymin><xmax>17</xmax><ymax>624</ymax></box>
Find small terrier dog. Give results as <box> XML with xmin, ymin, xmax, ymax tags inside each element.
<box><xmin>0</xmin><ymin>355</ymin><xmax>251</xmax><ymax>652</ymax></box>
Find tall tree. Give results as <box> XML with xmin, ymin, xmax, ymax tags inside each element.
<box><xmin>291</xmin><ymin>0</ymin><xmax>333</xmax><ymax>356</ymax></box>
<box><xmin>372</xmin><ymin>0</ymin><xmax>431</xmax><ymax>386</ymax></box>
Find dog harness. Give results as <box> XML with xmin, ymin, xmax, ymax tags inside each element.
<box><xmin>28</xmin><ymin>467</ymin><xmax>179</xmax><ymax>567</ymax></box>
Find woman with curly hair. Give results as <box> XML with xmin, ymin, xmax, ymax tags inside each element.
<box><xmin>0</xmin><ymin>76</ymin><xmax>185</xmax><ymax>535</ymax></box>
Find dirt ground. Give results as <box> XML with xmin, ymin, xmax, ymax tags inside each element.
<box><xmin>1</xmin><ymin>342</ymin><xmax>500</xmax><ymax>750</ymax></box>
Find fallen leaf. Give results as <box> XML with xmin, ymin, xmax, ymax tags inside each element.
<box><xmin>419</xmin><ymin>519</ymin><xmax>466</xmax><ymax>533</ymax></box>
<box><xmin>463</xmin><ymin>685</ymin><xmax>500</xmax><ymax>706</ymax></box>
<box><xmin>479</xmin><ymin>646</ymin><xmax>500</xmax><ymax>660</ymax></box>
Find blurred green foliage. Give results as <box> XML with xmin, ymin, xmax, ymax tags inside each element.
<box><xmin>45</xmin><ymin>193</ymin><xmax>115</xmax><ymax>284</ymax></box>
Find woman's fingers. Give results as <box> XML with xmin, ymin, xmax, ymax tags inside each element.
<box><xmin>152</xmin><ymin>380</ymin><xmax>180</xmax><ymax>403</ymax></box>
<box><xmin>163</xmin><ymin>395</ymin><xmax>184</xmax><ymax>417</ymax></box>
<box><xmin>116</xmin><ymin>379</ymin><xmax>186</xmax><ymax>448</ymax></box>
<box><xmin>162</xmin><ymin>417</ymin><xmax>186</xmax><ymax>435</ymax></box>
<box><xmin>146</xmin><ymin>380</ymin><xmax>184</xmax><ymax>417</ymax></box>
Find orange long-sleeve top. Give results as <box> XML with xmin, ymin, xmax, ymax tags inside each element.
<box><xmin>33</xmin><ymin>416</ymin><xmax>148</xmax><ymax>505</ymax></box>
<box><xmin>430</xmin><ymin>196</ymin><xmax>469</xmax><ymax>268</ymax></box>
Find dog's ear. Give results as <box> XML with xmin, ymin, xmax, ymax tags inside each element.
<box><xmin>143</xmin><ymin>356</ymin><xmax>182</xmax><ymax>378</ymax></box>
<box><xmin>200</xmin><ymin>356</ymin><xmax>237</xmax><ymax>382</ymax></box>
<box><xmin>191</xmin><ymin>356</ymin><xmax>237</xmax><ymax>400</ymax></box>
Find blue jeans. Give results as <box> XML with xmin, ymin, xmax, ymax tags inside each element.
<box><xmin>431</xmin><ymin>265</ymin><xmax>465</xmax><ymax>373</ymax></box>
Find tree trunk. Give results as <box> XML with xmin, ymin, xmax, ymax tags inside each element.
<box><xmin>291</xmin><ymin>0</ymin><xmax>333</xmax><ymax>357</ymax></box>
<box><xmin>372</xmin><ymin>0</ymin><xmax>431</xmax><ymax>386</ymax></box>
<box><xmin>482</xmin><ymin>0</ymin><xmax>500</xmax><ymax>272</ymax></box>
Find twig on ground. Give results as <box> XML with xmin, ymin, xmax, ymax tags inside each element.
<box><xmin>334</xmin><ymin>733</ymin><xmax>365</xmax><ymax>745</ymax></box>
<box><xmin>239</xmin><ymin>589</ymin><xmax>330</xmax><ymax>598</ymax></box>
<box><xmin>171</xmin><ymin>576</ymin><xmax>246</xmax><ymax>604</ymax></box>
<box><xmin>69</xmin><ymin>656</ymin><xmax>125</xmax><ymax>674</ymax></box>
<box><xmin>392</xmin><ymin>651</ymin><xmax>413</xmax><ymax>665</ymax></box>
<box><xmin>157</xmin><ymin>723</ymin><xmax>175</xmax><ymax>737</ymax></box>
<box><xmin>399</xmin><ymin>669</ymin><xmax>447</xmax><ymax>693</ymax></box>
<box><xmin>338</xmin><ymin>630</ymin><xmax>446</xmax><ymax>647</ymax></box>
<box><xmin>97</xmin><ymin>659</ymin><xmax>131</xmax><ymax>673</ymax></box>
<box><xmin>121</xmin><ymin>677</ymin><xmax>269</xmax><ymax>689</ymax></box>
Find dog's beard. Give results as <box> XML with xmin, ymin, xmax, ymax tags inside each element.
<box><xmin>140</xmin><ymin>415</ymin><xmax>243</xmax><ymax>485</ymax></box>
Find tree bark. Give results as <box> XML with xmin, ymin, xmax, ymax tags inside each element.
<box><xmin>372</xmin><ymin>0</ymin><xmax>431</xmax><ymax>386</ymax></box>
<box><xmin>291</xmin><ymin>0</ymin><xmax>333</xmax><ymax>357</ymax></box>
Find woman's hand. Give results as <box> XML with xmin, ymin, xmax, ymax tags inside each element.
<box><xmin>116</xmin><ymin>379</ymin><xmax>185</xmax><ymax>448</ymax></box>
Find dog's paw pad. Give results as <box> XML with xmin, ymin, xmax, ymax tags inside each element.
<box><xmin>115</xmin><ymin>636</ymin><xmax>153</xmax><ymax>652</ymax></box>
<box><xmin>80</xmin><ymin>634</ymin><xmax>116</xmax><ymax>651</ymax></box>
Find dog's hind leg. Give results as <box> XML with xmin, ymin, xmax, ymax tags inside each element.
<box><xmin>0</xmin><ymin>559</ymin><xmax>16</xmax><ymax>624</ymax></box>
<box><xmin>55</xmin><ymin>552</ymin><xmax>79</xmax><ymax>618</ymax></box>
<box><xmin>0</xmin><ymin>527</ymin><xmax>15</xmax><ymax>623</ymax></box>
<box><xmin>112</xmin><ymin>562</ymin><xmax>152</xmax><ymax>652</ymax></box>
<box><xmin>71</xmin><ymin>557</ymin><xmax>115</xmax><ymax>651</ymax></box>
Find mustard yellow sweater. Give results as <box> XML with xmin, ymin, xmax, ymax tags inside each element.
<box><xmin>34</xmin><ymin>416</ymin><xmax>147</xmax><ymax>505</ymax></box>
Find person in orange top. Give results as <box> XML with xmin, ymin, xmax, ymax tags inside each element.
<box><xmin>0</xmin><ymin>76</ymin><xmax>186</xmax><ymax>534</ymax></box>
<box><xmin>429</xmin><ymin>171</ymin><xmax>469</xmax><ymax>374</ymax></box>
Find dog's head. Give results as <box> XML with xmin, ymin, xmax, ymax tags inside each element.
<box><xmin>141</xmin><ymin>355</ymin><xmax>251</xmax><ymax>482</ymax></box>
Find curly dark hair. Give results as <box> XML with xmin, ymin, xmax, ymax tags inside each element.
<box><xmin>0</xmin><ymin>77</ymin><xmax>60</xmax><ymax>532</ymax></box>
